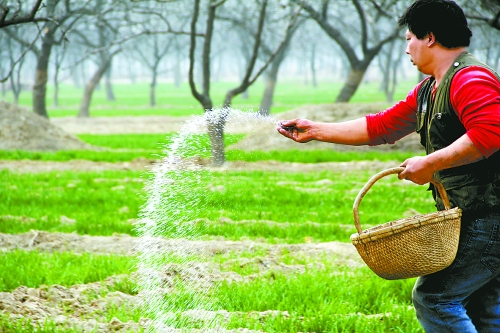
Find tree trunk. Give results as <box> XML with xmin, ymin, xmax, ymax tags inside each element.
<box><xmin>11</xmin><ymin>74</ymin><xmax>20</xmax><ymax>105</ymax></box>
<box><xmin>259</xmin><ymin>54</ymin><xmax>284</xmax><ymax>115</ymax></box>
<box><xmin>174</xmin><ymin>53</ymin><xmax>182</xmax><ymax>88</ymax></box>
<box><xmin>149</xmin><ymin>72</ymin><xmax>157</xmax><ymax>107</ymax></box>
<box><xmin>105</xmin><ymin>67</ymin><xmax>115</xmax><ymax>101</ymax></box>
<box><xmin>335</xmin><ymin>68</ymin><xmax>366</xmax><ymax>102</ymax></box>
<box><xmin>72</xmin><ymin>67</ymin><xmax>81</xmax><ymax>89</ymax></box>
<box><xmin>32</xmin><ymin>0</ymin><xmax>57</xmax><ymax>118</ymax></box>
<box><xmin>33</xmin><ymin>68</ymin><xmax>49</xmax><ymax>117</ymax></box>
<box><xmin>237</xmin><ymin>53</ymin><xmax>250</xmax><ymax>100</ymax></box>
<box><xmin>33</xmin><ymin>36</ymin><xmax>54</xmax><ymax>117</ymax></box>
<box><xmin>11</xmin><ymin>58</ymin><xmax>23</xmax><ymax>105</ymax></box>
<box><xmin>53</xmin><ymin>66</ymin><xmax>59</xmax><ymax>107</ymax></box>
<box><xmin>296</xmin><ymin>0</ymin><xmax>399</xmax><ymax>103</ymax></box>
<box><xmin>310</xmin><ymin>45</ymin><xmax>317</xmax><ymax>88</ymax></box>
<box><xmin>78</xmin><ymin>58</ymin><xmax>111</xmax><ymax>118</ymax></box>
<box><xmin>206</xmin><ymin>109</ymin><xmax>227</xmax><ymax>167</ymax></box>
<box><xmin>259</xmin><ymin>76</ymin><xmax>275</xmax><ymax>116</ymax></box>
<box><xmin>129</xmin><ymin>62</ymin><xmax>137</xmax><ymax>84</ymax></box>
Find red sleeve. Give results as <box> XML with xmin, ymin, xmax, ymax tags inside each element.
<box><xmin>450</xmin><ymin>66</ymin><xmax>500</xmax><ymax>158</ymax></box>
<box><xmin>366</xmin><ymin>80</ymin><xmax>425</xmax><ymax>146</ymax></box>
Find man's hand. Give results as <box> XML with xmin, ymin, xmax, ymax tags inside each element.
<box><xmin>398</xmin><ymin>156</ymin><xmax>436</xmax><ymax>185</ymax></box>
<box><xmin>276</xmin><ymin>117</ymin><xmax>370</xmax><ymax>146</ymax></box>
<box><xmin>276</xmin><ymin>118</ymin><xmax>316</xmax><ymax>143</ymax></box>
<box><xmin>398</xmin><ymin>135</ymin><xmax>485</xmax><ymax>185</ymax></box>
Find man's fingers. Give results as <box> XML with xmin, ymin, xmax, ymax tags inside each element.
<box><xmin>277</xmin><ymin>127</ymin><xmax>295</xmax><ymax>139</ymax></box>
<box><xmin>278</xmin><ymin>119</ymin><xmax>297</xmax><ymax>127</ymax></box>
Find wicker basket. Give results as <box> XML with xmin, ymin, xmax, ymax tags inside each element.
<box><xmin>350</xmin><ymin>167</ymin><xmax>462</xmax><ymax>280</ymax></box>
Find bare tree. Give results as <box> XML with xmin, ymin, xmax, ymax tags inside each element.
<box><xmin>131</xmin><ymin>34</ymin><xmax>176</xmax><ymax>106</ymax></box>
<box><xmin>74</xmin><ymin>0</ymin><xmax>124</xmax><ymax>118</ymax></box>
<box><xmin>189</xmin><ymin>0</ymin><xmax>301</xmax><ymax>166</ymax></box>
<box><xmin>259</xmin><ymin>19</ymin><xmax>303</xmax><ymax>115</ymax></box>
<box><xmin>2</xmin><ymin>0</ymin><xmax>94</xmax><ymax>117</ymax></box>
<box><xmin>104</xmin><ymin>66</ymin><xmax>115</xmax><ymax>101</ymax></box>
<box><xmin>291</xmin><ymin>0</ymin><xmax>402</xmax><ymax>102</ymax></box>
<box><xmin>0</xmin><ymin>24</ymin><xmax>29</xmax><ymax>103</ymax></box>
<box><xmin>466</xmin><ymin>0</ymin><xmax>500</xmax><ymax>30</ymax></box>
<box><xmin>51</xmin><ymin>43</ymin><xmax>70</xmax><ymax>107</ymax></box>
<box><xmin>7</xmin><ymin>36</ymin><xmax>26</xmax><ymax>104</ymax></box>
<box><xmin>377</xmin><ymin>38</ymin><xmax>405</xmax><ymax>102</ymax></box>
<box><xmin>217</xmin><ymin>2</ymin><xmax>304</xmax><ymax>115</ymax></box>
<box><xmin>0</xmin><ymin>0</ymin><xmax>46</xmax><ymax>28</ymax></box>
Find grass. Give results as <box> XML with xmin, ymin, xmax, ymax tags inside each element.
<box><xmin>0</xmin><ymin>149</ymin><xmax>151</xmax><ymax>162</ymax></box>
<box><xmin>0</xmin><ymin>147</ymin><xmax>420</xmax><ymax>163</ymax></box>
<box><xmin>191</xmin><ymin>169</ymin><xmax>434</xmax><ymax>242</ymax></box>
<box><xmin>0</xmin><ymin>133</ymin><xmax>246</xmax><ymax>162</ymax></box>
<box><xmin>156</xmin><ymin>247</ymin><xmax>423</xmax><ymax>332</ymax></box>
<box><xmin>77</xmin><ymin>133</ymin><xmax>247</xmax><ymax>150</ymax></box>
<box><xmin>1</xmin><ymin>79</ymin><xmax>418</xmax><ymax>117</ymax></box>
<box><xmin>0</xmin><ymin>250</ymin><xmax>134</xmax><ymax>292</ymax></box>
<box><xmin>0</xmin><ymin>162</ymin><xmax>432</xmax><ymax>331</ymax></box>
<box><xmin>1</xmin><ymin>168</ymin><xmax>435</xmax><ymax>242</ymax></box>
<box><xmin>0</xmin><ymin>82</ymin><xmax>430</xmax><ymax>331</ymax></box>
<box><xmin>0</xmin><ymin>169</ymin><xmax>144</xmax><ymax>235</ymax></box>
<box><xmin>0</xmin><ymin>316</ymin><xmax>85</xmax><ymax>333</ymax></box>
<box><xmin>0</xmin><ymin>131</ymin><xmax>422</xmax><ymax>163</ymax></box>
<box><xmin>218</xmin><ymin>266</ymin><xmax>423</xmax><ymax>332</ymax></box>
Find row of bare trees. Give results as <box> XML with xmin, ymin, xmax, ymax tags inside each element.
<box><xmin>1</xmin><ymin>0</ymin><xmax>500</xmax><ymax>165</ymax></box>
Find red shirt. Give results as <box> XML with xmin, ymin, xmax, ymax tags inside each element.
<box><xmin>366</xmin><ymin>66</ymin><xmax>500</xmax><ymax>157</ymax></box>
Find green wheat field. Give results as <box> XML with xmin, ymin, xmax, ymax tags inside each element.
<box><xmin>0</xmin><ymin>80</ymin><xmax>428</xmax><ymax>332</ymax></box>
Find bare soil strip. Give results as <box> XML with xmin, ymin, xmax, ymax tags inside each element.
<box><xmin>0</xmin><ymin>231</ymin><xmax>360</xmax><ymax>263</ymax></box>
<box><xmin>0</xmin><ymin>159</ymin><xmax>398</xmax><ymax>173</ymax></box>
<box><xmin>0</xmin><ymin>230</ymin><xmax>362</xmax><ymax>332</ymax></box>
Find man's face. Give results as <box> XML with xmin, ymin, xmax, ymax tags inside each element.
<box><xmin>405</xmin><ymin>30</ymin><xmax>431</xmax><ymax>74</ymax></box>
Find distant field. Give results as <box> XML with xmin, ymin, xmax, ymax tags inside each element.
<box><xmin>1</xmin><ymin>79</ymin><xmax>418</xmax><ymax>117</ymax></box>
<box><xmin>0</xmin><ymin>132</ymin><xmax>420</xmax><ymax>163</ymax></box>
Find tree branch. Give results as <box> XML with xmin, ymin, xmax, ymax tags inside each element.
<box><xmin>188</xmin><ymin>0</ymin><xmax>206</xmax><ymax>106</ymax></box>
<box><xmin>367</xmin><ymin>0</ymin><xmax>394</xmax><ymax>19</ymax></box>
<box><xmin>0</xmin><ymin>0</ymin><xmax>48</xmax><ymax>28</ymax></box>
<box><xmin>353</xmin><ymin>0</ymin><xmax>368</xmax><ymax>55</ymax></box>
<box><xmin>295</xmin><ymin>0</ymin><xmax>359</xmax><ymax>65</ymax></box>
<box><xmin>211</xmin><ymin>0</ymin><xmax>227</xmax><ymax>8</ymax></box>
<box><xmin>0</xmin><ymin>29</ymin><xmax>41</xmax><ymax>82</ymax></box>
<box><xmin>224</xmin><ymin>1</ymin><xmax>303</xmax><ymax>106</ymax></box>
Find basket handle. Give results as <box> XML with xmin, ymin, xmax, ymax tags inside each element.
<box><xmin>352</xmin><ymin>167</ymin><xmax>452</xmax><ymax>234</ymax></box>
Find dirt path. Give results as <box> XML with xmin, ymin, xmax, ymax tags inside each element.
<box><xmin>0</xmin><ymin>230</ymin><xmax>362</xmax><ymax>332</ymax></box>
<box><xmin>0</xmin><ymin>158</ymin><xmax>398</xmax><ymax>173</ymax></box>
<box><xmin>0</xmin><ymin>230</ymin><xmax>361</xmax><ymax>264</ymax></box>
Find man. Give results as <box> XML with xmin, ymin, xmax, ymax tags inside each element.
<box><xmin>277</xmin><ymin>0</ymin><xmax>500</xmax><ymax>331</ymax></box>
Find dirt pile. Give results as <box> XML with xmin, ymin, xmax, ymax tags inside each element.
<box><xmin>229</xmin><ymin>103</ymin><xmax>423</xmax><ymax>152</ymax></box>
<box><xmin>0</xmin><ymin>101</ymin><xmax>94</xmax><ymax>151</ymax></box>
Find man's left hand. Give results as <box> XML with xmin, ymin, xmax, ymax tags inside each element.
<box><xmin>398</xmin><ymin>156</ymin><xmax>436</xmax><ymax>185</ymax></box>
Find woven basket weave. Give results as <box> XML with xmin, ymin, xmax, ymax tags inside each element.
<box><xmin>350</xmin><ymin>167</ymin><xmax>462</xmax><ymax>280</ymax></box>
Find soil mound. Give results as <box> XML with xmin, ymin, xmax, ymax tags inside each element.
<box><xmin>228</xmin><ymin>102</ymin><xmax>423</xmax><ymax>152</ymax></box>
<box><xmin>0</xmin><ymin>101</ymin><xmax>94</xmax><ymax>151</ymax></box>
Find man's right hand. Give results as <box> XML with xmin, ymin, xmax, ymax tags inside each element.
<box><xmin>276</xmin><ymin>118</ymin><xmax>316</xmax><ymax>143</ymax></box>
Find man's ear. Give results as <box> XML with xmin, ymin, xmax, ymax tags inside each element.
<box><xmin>427</xmin><ymin>32</ymin><xmax>436</xmax><ymax>47</ymax></box>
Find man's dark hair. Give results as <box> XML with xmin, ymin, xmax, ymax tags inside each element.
<box><xmin>398</xmin><ymin>0</ymin><xmax>472</xmax><ymax>48</ymax></box>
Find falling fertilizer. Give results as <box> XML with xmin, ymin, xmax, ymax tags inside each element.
<box><xmin>134</xmin><ymin>108</ymin><xmax>284</xmax><ymax>332</ymax></box>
